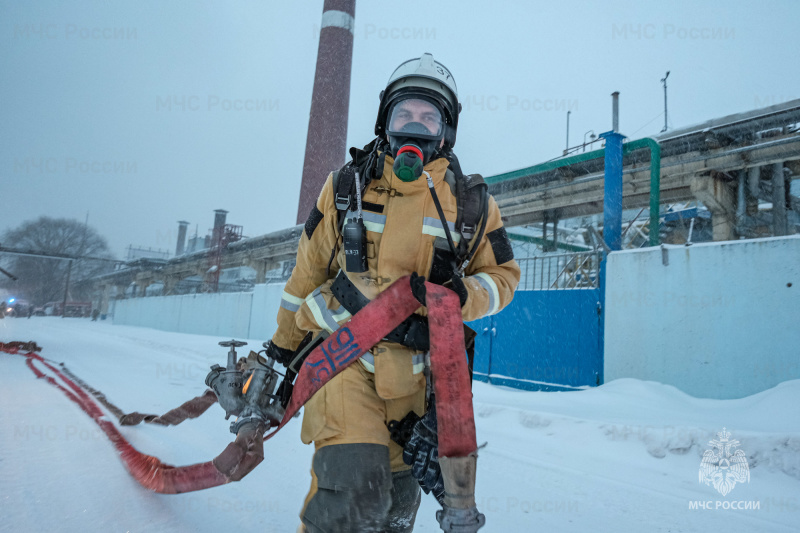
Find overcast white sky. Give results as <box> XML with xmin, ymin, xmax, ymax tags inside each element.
<box><xmin>2</xmin><ymin>0</ymin><xmax>799</xmax><ymax>259</ymax></box>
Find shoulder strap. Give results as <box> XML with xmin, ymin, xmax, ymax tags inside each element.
<box><xmin>448</xmin><ymin>157</ymin><xmax>489</xmax><ymax>270</ymax></box>
<box><xmin>460</xmin><ymin>173</ymin><xmax>487</xmax><ymax>241</ymax></box>
<box><xmin>332</xmin><ymin>167</ymin><xmax>355</xmax><ymax>235</ymax></box>
<box><xmin>325</xmin><ymin>167</ymin><xmax>355</xmax><ymax>277</ymax></box>
<box><xmin>457</xmin><ymin>174</ymin><xmax>489</xmax><ymax>274</ymax></box>
<box><xmin>333</xmin><ymin>138</ymin><xmax>386</xmax><ymax>236</ymax></box>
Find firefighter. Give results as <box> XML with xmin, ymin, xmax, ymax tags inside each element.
<box><xmin>265</xmin><ymin>54</ymin><xmax>520</xmax><ymax>532</ymax></box>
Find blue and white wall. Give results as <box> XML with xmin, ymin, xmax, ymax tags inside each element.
<box><xmin>114</xmin><ymin>284</ymin><xmax>283</xmax><ymax>341</ymax></box>
<box><xmin>114</xmin><ymin>235</ymin><xmax>800</xmax><ymax>399</ymax></box>
<box><xmin>604</xmin><ymin>236</ymin><xmax>800</xmax><ymax>399</ymax></box>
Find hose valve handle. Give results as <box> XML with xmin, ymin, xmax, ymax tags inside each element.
<box><xmin>219</xmin><ymin>340</ymin><xmax>248</xmax><ymax>347</ymax></box>
<box><xmin>219</xmin><ymin>339</ymin><xmax>247</xmax><ymax>370</ymax></box>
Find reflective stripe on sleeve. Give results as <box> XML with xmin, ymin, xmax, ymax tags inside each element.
<box><xmin>305</xmin><ymin>288</ymin><xmax>351</xmax><ymax>333</ymax></box>
<box><xmin>473</xmin><ymin>272</ymin><xmax>500</xmax><ymax>316</ymax></box>
<box><xmin>331</xmin><ymin>307</ymin><xmax>352</xmax><ymax>323</ymax></box>
<box><xmin>280</xmin><ymin>290</ymin><xmax>304</xmax><ymax>313</ymax></box>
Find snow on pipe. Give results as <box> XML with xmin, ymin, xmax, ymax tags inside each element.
<box><xmin>1</xmin><ymin>279</ymin><xmax>481</xmax><ymax>504</ymax></box>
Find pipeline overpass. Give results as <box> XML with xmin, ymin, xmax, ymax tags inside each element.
<box><xmin>93</xmin><ymin>226</ymin><xmax>304</xmax><ymax>297</ymax></box>
<box><xmin>95</xmin><ymin>98</ymin><xmax>800</xmax><ymax>298</ymax></box>
<box><xmin>489</xmin><ymin>98</ymin><xmax>800</xmax><ymax>241</ymax></box>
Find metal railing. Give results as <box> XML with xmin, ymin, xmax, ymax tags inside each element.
<box><xmin>517</xmin><ymin>251</ymin><xmax>603</xmax><ymax>290</ymax></box>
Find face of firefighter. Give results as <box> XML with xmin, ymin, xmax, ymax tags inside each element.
<box><xmin>385</xmin><ymin>98</ymin><xmax>447</xmax><ymax>181</ymax></box>
<box><xmin>389</xmin><ymin>98</ymin><xmax>444</xmax><ymax>138</ymax></box>
<box><xmin>385</xmin><ymin>98</ymin><xmax>444</xmax><ymax>148</ymax></box>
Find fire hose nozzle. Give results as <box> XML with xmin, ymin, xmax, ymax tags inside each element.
<box><xmin>436</xmin><ymin>455</ymin><xmax>485</xmax><ymax>532</ymax></box>
<box><xmin>436</xmin><ymin>507</ymin><xmax>486</xmax><ymax>533</ymax></box>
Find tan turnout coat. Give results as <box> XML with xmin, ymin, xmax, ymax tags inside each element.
<box><xmin>271</xmin><ymin>153</ymin><xmax>520</xmax><ymax>445</ymax></box>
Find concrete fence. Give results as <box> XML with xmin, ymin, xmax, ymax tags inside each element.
<box><xmin>604</xmin><ymin>235</ymin><xmax>800</xmax><ymax>399</ymax></box>
<box><xmin>114</xmin><ymin>235</ymin><xmax>800</xmax><ymax>399</ymax></box>
<box><xmin>114</xmin><ymin>284</ymin><xmax>283</xmax><ymax>341</ymax></box>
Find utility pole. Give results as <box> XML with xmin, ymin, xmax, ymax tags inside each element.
<box><xmin>661</xmin><ymin>71</ymin><xmax>670</xmax><ymax>133</ymax></box>
<box><xmin>564</xmin><ymin>110</ymin><xmax>571</xmax><ymax>155</ymax></box>
<box><xmin>62</xmin><ymin>260</ymin><xmax>73</xmax><ymax>317</ymax></box>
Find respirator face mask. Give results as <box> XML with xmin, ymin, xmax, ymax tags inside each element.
<box><xmin>386</xmin><ymin>97</ymin><xmax>445</xmax><ymax>182</ymax></box>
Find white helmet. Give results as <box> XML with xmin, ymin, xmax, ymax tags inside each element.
<box><xmin>375</xmin><ymin>53</ymin><xmax>462</xmax><ymax>148</ymax></box>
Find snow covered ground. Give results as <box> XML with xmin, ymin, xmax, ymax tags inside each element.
<box><xmin>1</xmin><ymin>317</ymin><xmax>798</xmax><ymax>532</ymax></box>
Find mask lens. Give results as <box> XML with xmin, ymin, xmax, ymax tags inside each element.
<box><xmin>387</xmin><ymin>98</ymin><xmax>443</xmax><ymax>138</ymax></box>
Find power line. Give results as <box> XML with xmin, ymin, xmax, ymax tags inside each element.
<box><xmin>629</xmin><ymin>111</ymin><xmax>665</xmax><ymax>137</ymax></box>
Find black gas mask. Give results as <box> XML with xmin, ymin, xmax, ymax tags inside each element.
<box><xmin>386</xmin><ymin>98</ymin><xmax>445</xmax><ymax>182</ymax></box>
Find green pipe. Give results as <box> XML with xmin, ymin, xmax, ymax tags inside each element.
<box><xmin>485</xmin><ymin>137</ymin><xmax>662</xmax><ymax>246</ymax></box>
<box><xmin>622</xmin><ymin>138</ymin><xmax>661</xmax><ymax>246</ymax></box>
<box><xmin>507</xmin><ymin>232</ymin><xmax>591</xmax><ymax>253</ymax></box>
<box><xmin>485</xmin><ymin>147</ymin><xmax>607</xmax><ymax>185</ymax></box>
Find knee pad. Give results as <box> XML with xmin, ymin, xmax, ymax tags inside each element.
<box><xmin>303</xmin><ymin>444</ymin><xmax>392</xmax><ymax>532</ymax></box>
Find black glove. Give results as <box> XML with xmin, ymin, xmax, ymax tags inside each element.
<box><xmin>402</xmin><ymin>400</ymin><xmax>445</xmax><ymax>502</ymax></box>
<box><xmin>445</xmin><ymin>274</ymin><xmax>469</xmax><ymax>308</ymax></box>
<box><xmin>275</xmin><ymin>378</ymin><xmax>294</xmax><ymax>409</ymax></box>
<box><xmin>264</xmin><ymin>341</ymin><xmax>294</xmax><ymax>367</ymax></box>
<box><xmin>410</xmin><ymin>272</ymin><xmax>427</xmax><ymax>306</ymax></box>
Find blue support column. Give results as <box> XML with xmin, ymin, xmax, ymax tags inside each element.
<box><xmin>597</xmin><ymin>256</ymin><xmax>606</xmax><ymax>385</ymax></box>
<box><xmin>598</xmin><ymin>127</ymin><xmax>625</xmax><ymax>384</ymax></box>
<box><xmin>599</xmin><ymin>130</ymin><xmax>626</xmax><ymax>251</ymax></box>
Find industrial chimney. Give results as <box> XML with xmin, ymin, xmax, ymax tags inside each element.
<box><xmin>213</xmin><ymin>209</ymin><xmax>228</xmax><ymax>231</ymax></box>
<box><xmin>296</xmin><ymin>0</ymin><xmax>356</xmax><ymax>224</ymax></box>
<box><xmin>176</xmin><ymin>220</ymin><xmax>189</xmax><ymax>256</ymax></box>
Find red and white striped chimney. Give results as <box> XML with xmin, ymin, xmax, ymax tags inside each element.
<box><xmin>296</xmin><ymin>0</ymin><xmax>356</xmax><ymax>224</ymax></box>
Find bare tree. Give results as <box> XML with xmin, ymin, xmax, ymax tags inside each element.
<box><xmin>1</xmin><ymin>217</ymin><xmax>115</xmax><ymax>306</ymax></box>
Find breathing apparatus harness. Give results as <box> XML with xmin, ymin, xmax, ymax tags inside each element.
<box><xmin>328</xmin><ymin>138</ymin><xmax>489</xmax><ymax>283</ymax></box>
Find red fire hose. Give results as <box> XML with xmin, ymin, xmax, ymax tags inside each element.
<box><xmin>1</xmin><ymin>276</ymin><xmax>477</xmax><ymax>494</ymax></box>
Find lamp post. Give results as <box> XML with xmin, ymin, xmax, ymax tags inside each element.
<box><xmin>583</xmin><ymin>130</ymin><xmax>596</xmax><ymax>152</ymax></box>
<box><xmin>660</xmin><ymin>71</ymin><xmax>670</xmax><ymax>133</ymax></box>
<box><xmin>564</xmin><ymin>110</ymin><xmax>571</xmax><ymax>155</ymax></box>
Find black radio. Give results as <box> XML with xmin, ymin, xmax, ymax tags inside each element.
<box><xmin>343</xmin><ymin>216</ymin><xmax>368</xmax><ymax>272</ymax></box>
<box><xmin>343</xmin><ymin>170</ymin><xmax>368</xmax><ymax>273</ymax></box>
